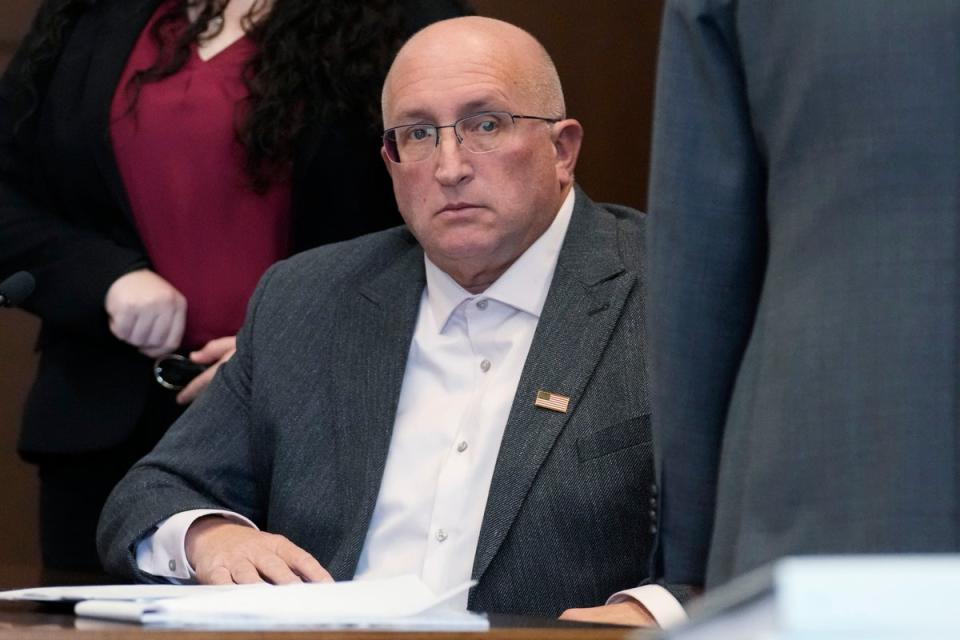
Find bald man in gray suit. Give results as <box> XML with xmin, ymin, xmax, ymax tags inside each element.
<box><xmin>648</xmin><ymin>0</ymin><xmax>960</xmax><ymax>589</ymax></box>
<box><xmin>99</xmin><ymin>16</ymin><xmax>690</xmax><ymax>626</ymax></box>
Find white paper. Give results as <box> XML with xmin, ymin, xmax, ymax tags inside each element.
<box><xmin>70</xmin><ymin>575</ymin><xmax>488</xmax><ymax>631</ymax></box>
<box><xmin>669</xmin><ymin>554</ymin><xmax>960</xmax><ymax>639</ymax></box>
<box><xmin>0</xmin><ymin>583</ymin><xmax>242</xmax><ymax>602</ymax></box>
<box><xmin>777</xmin><ymin>555</ymin><xmax>960</xmax><ymax>632</ymax></box>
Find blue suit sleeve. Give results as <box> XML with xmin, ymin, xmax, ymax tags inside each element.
<box><xmin>646</xmin><ymin>0</ymin><xmax>767</xmax><ymax>585</ymax></box>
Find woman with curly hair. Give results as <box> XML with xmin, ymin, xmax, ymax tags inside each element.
<box><xmin>0</xmin><ymin>0</ymin><xmax>469</xmax><ymax>571</ymax></box>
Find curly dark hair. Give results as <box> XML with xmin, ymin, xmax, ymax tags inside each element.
<box><xmin>16</xmin><ymin>0</ymin><xmax>469</xmax><ymax>190</ymax></box>
<box><xmin>13</xmin><ymin>0</ymin><xmax>97</xmax><ymax>127</ymax></box>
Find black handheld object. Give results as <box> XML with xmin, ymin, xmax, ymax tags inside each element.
<box><xmin>153</xmin><ymin>354</ymin><xmax>208</xmax><ymax>391</ymax></box>
<box><xmin>0</xmin><ymin>271</ymin><xmax>35</xmax><ymax>308</ymax></box>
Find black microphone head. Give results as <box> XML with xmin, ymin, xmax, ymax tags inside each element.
<box><xmin>0</xmin><ymin>271</ymin><xmax>36</xmax><ymax>308</ymax></box>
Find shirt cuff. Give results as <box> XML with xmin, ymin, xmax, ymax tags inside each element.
<box><xmin>134</xmin><ymin>509</ymin><xmax>258</xmax><ymax>581</ymax></box>
<box><xmin>608</xmin><ymin>584</ymin><xmax>688</xmax><ymax>629</ymax></box>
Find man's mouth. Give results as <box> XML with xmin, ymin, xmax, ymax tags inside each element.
<box><xmin>437</xmin><ymin>202</ymin><xmax>482</xmax><ymax>215</ymax></box>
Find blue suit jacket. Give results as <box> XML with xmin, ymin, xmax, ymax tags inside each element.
<box><xmin>648</xmin><ymin>0</ymin><xmax>960</xmax><ymax>588</ymax></box>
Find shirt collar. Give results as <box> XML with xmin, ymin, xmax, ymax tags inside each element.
<box><xmin>423</xmin><ymin>188</ymin><xmax>576</xmax><ymax>333</ymax></box>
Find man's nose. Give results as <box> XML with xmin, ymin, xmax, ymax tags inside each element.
<box><xmin>433</xmin><ymin>129</ymin><xmax>472</xmax><ymax>186</ymax></box>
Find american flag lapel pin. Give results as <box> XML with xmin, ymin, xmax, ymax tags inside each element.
<box><xmin>534</xmin><ymin>389</ymin><xmax>570</xmax><ymax>414</ymax></box>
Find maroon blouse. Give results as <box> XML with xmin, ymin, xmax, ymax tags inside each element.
<box><xmin>110</xmin><ymin>7</ymin><xmax>291</xmax><ymax>350</ymax></box>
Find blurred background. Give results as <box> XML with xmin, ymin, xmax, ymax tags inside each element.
<box><xmin>0</xmin><ymin>0</ymin><xmax>664</xmax><ymax>567</ymax></box>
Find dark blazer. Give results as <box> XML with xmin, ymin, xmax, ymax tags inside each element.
<box><xmin>647</xmin><ymin>0</ymin><xmax>960</xmax><ymax>588</ymax></box>
<box><xmin>98</xmin><ymin>190</ymin><xmax>661</xmax><ymax>616</ymax></box>
<box><xmin>0</xmin><ymin>0</ymin><xmax>465</xmax><ymax>457</ymax></box>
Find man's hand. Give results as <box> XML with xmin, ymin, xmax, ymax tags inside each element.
<box><xmin>105</xmin><ymin>269</ymin><xmax>186</xmax><ymax>358</ymax></box>
<box><xmin>176</xmin><ymin>336</ymin><xmax>237</xmax><ymax>405</ymax></box>
<box><xmin>185</xmin><ymin>516</ymin><xmax>333</xmax><ymax>585</ymax></box>
<box><xmin>559</xmin><ymin>601</ymin><xmax>657</xmax><ymax>627</ymax></box>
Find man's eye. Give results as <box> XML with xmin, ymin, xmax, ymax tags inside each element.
<box><xmin>406</xmin><ymin>127</ymin><xmax>433</xmax><ymax>142</ymax></box>
<box><xmin>469</xmin><ymin>117</ymin><xmax>500</xmax><ymax>134</ymax></box>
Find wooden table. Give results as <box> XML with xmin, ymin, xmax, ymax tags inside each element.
<box><xmin>0</xmin><ymin>565</ymin><xmax>650</xmax><ymax>639</ymax></box>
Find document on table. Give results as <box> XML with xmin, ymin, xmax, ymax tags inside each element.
<box><xmin>666</xmin><ymin>554</ymin><xmax>960</xmax><ymax>639</ymax></box>
<box><xmin>0</xmin><ymin>583</ymin><xmax>239</xmax><ymax>602</ymax></box>
<box><xmin>1</xmin><ymin>575</ymin><xmax>489</xmax><ymax>631</ymax></box>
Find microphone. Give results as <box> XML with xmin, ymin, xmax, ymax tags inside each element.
<box><xmin>0</xmin><ymin>271</ymin><xmax>36</xmax><ymax>308</ymax></box>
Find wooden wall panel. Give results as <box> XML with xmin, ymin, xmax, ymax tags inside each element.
<box><xmin>0</xmin><ymin>312</ymin><xmax>39</xmax><ymax>566</ymax></box>
<box><xmin>0</xmin><ymin>0</ymin><xmax>38</xmax><ymax>66</ymax></box>
<box><xmin>0</xmin><ymin>0</ymin><xmax>42</xmax><ymax>569</ymax></box>
<box><xmin>472</xmin><ymin>0</ymin><xmax>663</xmax><ymax>210</ymax></box>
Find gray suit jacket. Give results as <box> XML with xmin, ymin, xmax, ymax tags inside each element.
<box><xmin>648</xmin><ymin>0</ymin><xmax>960</xmax><ymax>588</ymax></box>
<box><xmin>98</xmin><ymin>189</ymin><xmax>661</xmax><ymax>615</ymax></box>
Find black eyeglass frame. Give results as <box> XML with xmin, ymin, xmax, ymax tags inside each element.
<box><xmin>382</xmin><ymin>111</ymin><xmax>560</xmax><ymax>163</ymax></box>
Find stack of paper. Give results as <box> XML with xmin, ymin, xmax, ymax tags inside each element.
<box><xmin>1</xmin><ymin>575</ymin><xmax>488</xmax><ymax>631</ymax></box>
<box><xmin>667</xmin><ymin>555</ymin><xmax>960</xmax><ymax>640</ymax></box>
<box><xmin>0</xmin><ymin>584</ymin><xmax>240</xmax><ymax>603</ymax></box>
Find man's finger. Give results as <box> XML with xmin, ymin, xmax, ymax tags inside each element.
<box><xmin>203</xmin><ymin>565</ymin><xmax>236</xmax><ymax>585</ymax></box>
<box><xmin>277</xmin><ymin>542</ymin><xmax>333</xmax><ymax>583</ymax></box>
<box><xmin>230</xmin><ymin>559</ymin><xmax>266</xmax><ymax>585</ymax></box>
<box><xmin>191</xmin><ymin>336</ymin><xmax>237</xmax><ymax>364</ymax></box>
<box><xmin>253</xmin><ymin>554</ymin><xmax>304</xmax><ymax>585</ymax></box>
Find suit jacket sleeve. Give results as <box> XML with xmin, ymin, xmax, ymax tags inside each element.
<box><xmin>646</xmin><ymin>0</ymin><xmax>767</xmax><ymax>585</ymax></box>
<box><xmin>0</xmin><ymin>1</ymin><xmax>148</xmax><ymax>338</ymax></box>
<box><xmin>96</xmin><ymin>262</ymin><xmax>278</xmax><ymax>581</ymax></box>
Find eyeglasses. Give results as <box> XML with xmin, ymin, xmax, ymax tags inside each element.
<box><xmin>383</xmin><ymin>111</ymin><xmax>559</xmax><ymax>163</ymax></box>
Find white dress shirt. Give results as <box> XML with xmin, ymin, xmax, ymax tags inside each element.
<box><xmin>135</xmin><ymin>189</ymin><xmax>684</xmax><ymax>626</ymax></box>
<box><xmin>350</xmin><ymin>193</ymin><xmax>574</xmax><ymax>608</ymax></box>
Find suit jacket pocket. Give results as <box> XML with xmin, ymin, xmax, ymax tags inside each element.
<box><xmin>576</xmin><ymin>415</ymin><xmax>651</xmax><ymax>463</ymax></box>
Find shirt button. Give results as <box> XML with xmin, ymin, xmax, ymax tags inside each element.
<box><xmin>480</xmin><ymin>359</ymin><xmax>491</xmax><ymax>372</ymax></box>
<box><xmin>649</xmin><ymin>497</ymin><xmax>657</xmax><ymax>508</ymax></box>
<box><xmin>457</xmin><ymin>441</ymin><xmax>469</xmax><ymax>453</ymax></box>
<box><xmin>436</xmin><ymin>529</ymin><xmax>448</xmax><ymax>542</ymax></box>
<box><xmin>476</xmin><ymin>299</ymin><xmax>488</xmax><ymax>310</ymax></box>
<box><xmin>649</xmin><ymin>524</ymin><xmax>658</xmax><ymax>535</ymax></box>
<box><xmin>168</xmin><ymin>559</ymin><xmax>177</xmax><ymax>572</ymax></box>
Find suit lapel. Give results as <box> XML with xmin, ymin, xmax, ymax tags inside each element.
<box><xmin>471</xmin><ymin>189</ymin><xmax>637</xmax><ymax>583</ymax></box>
<box><xmin>84</xmin><ymin>0</ymin><xmax>162</xmax><ymax>219</ymax></box>
<box><xmin>330</xmin><ymin>236</ymin><xmax>427</xmax><ymax>575</ymax></box>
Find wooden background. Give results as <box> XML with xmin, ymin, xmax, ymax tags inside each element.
<box><xmin>0</xmin><ymin>0</ymin><xmax>665</xmax><ymax>567</ymax></box>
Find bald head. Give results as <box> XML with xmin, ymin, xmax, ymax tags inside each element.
<box><xmin>378</xmin><ymin>15</ymin><xmax>583</xmax><ymax>294</ymax></box>
<box><xmin>382</xmin><ymin>16</ymin><xmax>565</xmax><ymax>125</ymax></box>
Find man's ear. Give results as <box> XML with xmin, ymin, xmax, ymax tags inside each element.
<box><xmin>381</xmin><ymin>146</ymin><xmax>395</xmax><ymax>176</ymax></box>
<box><xmin>552</xmin><ymin>119</ymin><xmax>583</xmax><ymax>188</ymax></box>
